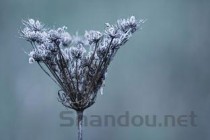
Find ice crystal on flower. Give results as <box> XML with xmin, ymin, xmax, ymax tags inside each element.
<box><xmin>21</xmin><ymin>16</ymin><xmax>143</xmax><ymax>111</ymax></box>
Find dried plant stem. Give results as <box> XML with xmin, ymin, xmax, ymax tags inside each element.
<box><xmin>77</xmin><ymin>110</ymin><xmax>83</xmax><ymax>140</ymax></box>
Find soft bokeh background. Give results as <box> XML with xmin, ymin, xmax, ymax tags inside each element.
<box><xmin>0</xmin><ymin>0</ymin><xmax>210</xmax><ymax>140</ymax></box>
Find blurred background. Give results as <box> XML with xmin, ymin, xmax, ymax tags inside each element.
<box><xmin>0</xmin><ymin>0</ymin><xmax>210</xmax><ymax>140</ymax></box>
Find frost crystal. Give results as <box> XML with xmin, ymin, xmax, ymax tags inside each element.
<box><xmin>21</xmin><ymin>16</ymin><xmax>143</xmax><ymax>111</ymax></box>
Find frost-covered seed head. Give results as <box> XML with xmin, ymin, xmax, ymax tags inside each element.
<box><xmin>20</xmin><ymin>16</ymin><xmax>143</xmax><ymax>111</ymax></box>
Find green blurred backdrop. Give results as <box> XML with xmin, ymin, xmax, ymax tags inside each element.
<box><xmin>0</xmin><ymin>0</ymin><xmax>210</xmax><ymax>140</ymax></box>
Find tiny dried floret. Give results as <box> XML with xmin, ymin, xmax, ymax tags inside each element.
<box><xmin>29</xmin><ymin>57</ymin><xmax>35</xmax><ymax>64</ymax></box>
<box><xmin>85</xmin><ymin>30</ymin><xmax>102</xmax><ymax>44</ymax></box>
<box><xmin>96</xmin><ymin>45</ymin><xmax>107</xmax><ymax>59</ymax></box>
<box><xmin>105</xmin><ymin>26</ymin><xmax>118</xmax><ymax>37</ymax></box>
<box><xmin>22</xmin><ymin>19</ymin><xmax>44</xmax><ymax>31</ymax></box>
<box><xmin>70</xmin><ymin>46</ymin><xmax>86</xmax><ymax>59</ymax></box>
<box><xmin>117</xmin><ymin>16</ymin><xmax>143</xmax><ymax>33</ymax></box>
<box><xmin>61</xmin><ymin>32</ymin><xmax>72</xmax><ymax>46</ymax></box>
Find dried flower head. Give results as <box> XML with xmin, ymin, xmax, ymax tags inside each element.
<box><xmin>21</xmin><ymin>16</ymin><xmax>144</xmax><ymax>111</ymax></box>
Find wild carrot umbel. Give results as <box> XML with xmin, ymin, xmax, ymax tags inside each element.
<box><xmin>20</xmin><ymin>16</ymin><xmax>144</xmax><ymax>140</ymax></box>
